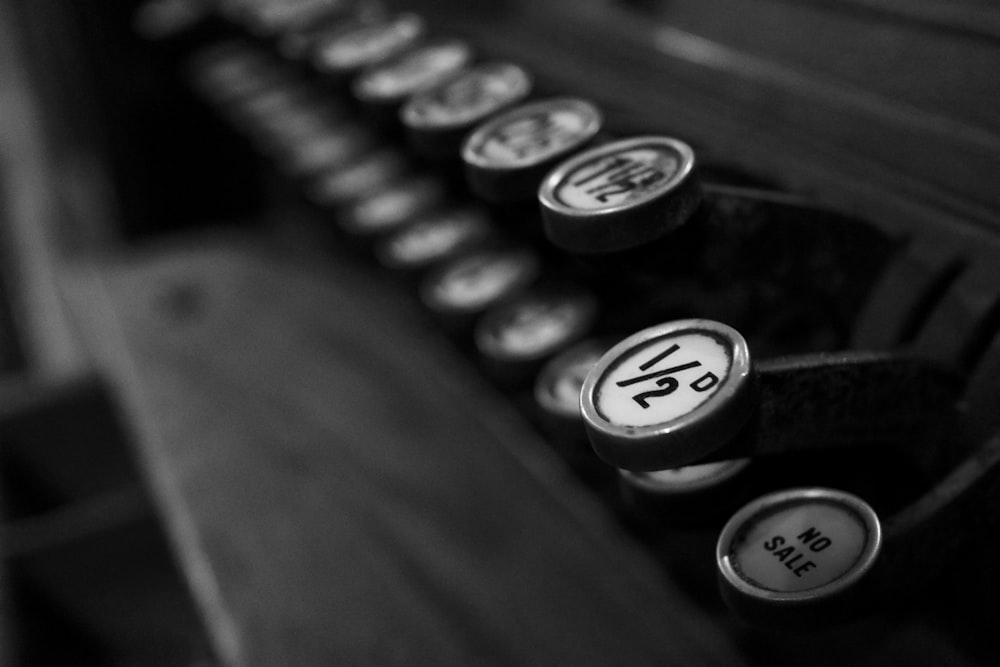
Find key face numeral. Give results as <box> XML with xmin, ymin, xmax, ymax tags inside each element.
<box><xmin>616</xmin><ymin>342</ymin><xmax>720</xmax><ymax>409</ymax></box>
<box><xmin>595</xmin><ymin>331</ymin><xmax>730</xmax><ymax>428</ymax></box>
<box><xmin>555</xmin><ymin>146</ymin><xmax>680</xmax><ymax>210</ymax></box>
<box><xmin>467</xmin><ymin>100</ymin><xmax>602</xmax><ymax>170</ymax></box>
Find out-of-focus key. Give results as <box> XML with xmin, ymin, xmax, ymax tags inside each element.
<box><xmin>463</xmin><ymin>98</ymin><xmax>603</xmax><ymax>203</ymax></box>
<box><xmin>306</xmin><ymin>147</ymin><xmax>410</xmax><ymax>208</ymax></box>
<box><xmin>278</xmin><ymin>123</ymin><xmax>377</xmax><ymax>177</ymax></box>
<box><xmin>401</xmin><ymin>62</ymin><xmax>532</xmax><ymax>161</ymax></box>
<box><xmin>420</xmin><ymin>247</ymin><xmax>541</xmax><ymax>333</ymax></box>
<box><xmin>338</xmin><ymin>173</ymin><xmax>447</xmax><ymax>238</ymax></box>
<box><xmin>375</xmin><ymin>205</ymin><xmax>495</xmax><ymax>274</ymax></box>
<box><xmin>352</xmin><ymin>39</ymin><xmax>474</xmax><ymax>122</ymax></box>
<box><xmin>312</xmin><ymin>13</ymin><xmax>425</xmax><ymax>85</ymax></box>
<box><xmin>234</xmin><ymin>0</ymin><xmax>354</xmax><ymax>37</ymax></box>
<box><xmin>474</xmin><ymin>285</ymin><xmax>599</xmax><ymax>386</ymax></box>
<box><xmin>278</xmin><ymin>1</ymin><xmax>384</xmax><ymax>60</ymax></box>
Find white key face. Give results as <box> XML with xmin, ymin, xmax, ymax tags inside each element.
<box><xmin>482</xmin><ymin>295</ymin><xmax>593</xmax><ymax>359</ymax></box>
<box><xmin>349</xmin><ymin>179</ymin><xmax>439</xmax><ymax>233</ymax></box>
<box><xmin>431</xmin><ymin>251</ymin><xmax>538</xmax><ymax>311</ymax></box>
<box><xmin>403</xmin><ymin>64</ymin><xmax>531</xmax><ymax>128</ymax></box>
<box><xmin>357</xmin><ymin>43</ymin><xmax>470</xmax><ymax>100</ymax></box>
<box><xmin>554</xmin><ymin>145</ymin><xmax>682</xmax><ymax>210</ymax></box>
<box><xmin>309</xmin><ymin>150</ymin><xmax>404</xmax><ymax>204</ymax></box>
<box><xmin>318</xmin><ymin>15</ymin><xmax>423</xmax><ymax>71</ymax></box>
<box><xmin>386</xmin><ymin>210</ymin><xmax>488</xmax><ymax>265</ymax></box>
<box><xmin>594</xmin><ymin>331</ymin><xmax>731</xmax><ymax>428</ymax></box>
<box><xmin>465</xmin><ymin>100</ymin><xmax>601</xmax><ymax>168</ymax></box>
<box><xmin>287</xmin><ymin>130</ymin><xmax>364</xmax><ymax>172</ymax></box>
<box><xmin>727</xmin><ymin>500</ymin><xmax>870</xmax><ymax>593</ymax></box>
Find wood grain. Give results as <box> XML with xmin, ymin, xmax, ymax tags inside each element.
<box><xmin>61</xmin><ymin>235</ymin><xmax>746</xmax><ymax>666</ymax></box>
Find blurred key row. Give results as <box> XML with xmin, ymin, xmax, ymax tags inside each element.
<box><xmin>149</xmin><ymin>0</ymin><xmax>1000</xmax><ymax>629</ymax></box>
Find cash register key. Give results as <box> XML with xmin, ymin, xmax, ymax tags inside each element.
<box><xmin>462</xmin><ymin>98</ymin><xmax>604</xmax><ymax>203</ymax></box>
<box><xmin>251</xmin><ymin>108</ymin><xmax>348</xmax><ymax>157</ymax></box>
<box><xmin>306</xmin><ymin>147</ymin><xmax>410</xmax><ymax>207</ymax></box>
<box><xmin>232</xmin><ymin>84</ymin><xmax>331</xmax><ymax>128</ymax></box>
<box><xmin>375</xmin><ymin>206</ymin><xmax>494</xmax><ymax>272</ymax></box>
<box><xmin>535</xmin><ymin>339</ymin><xmax>610</xmax><ymax>425</ymax></box>
<box><xmin>400</xmin><ymin>62</ymin><xmax>533</xmax><ymax>161</ymax></box>
<box><xmin>188</xmin><ymin>45</ymin><xmax>278</xmax><ymax>103</ymax></box>
<box><xmin>474</xmin><ymin>286</ymin><xmax>599</xmax><ymax>370</ymax></box>
<box><xmin>237</xmin><ymin>0</ymin><xmax>353</xmax><ymax>36</ymax></box>
<box><xmin>420</xmin><ymin>248</ymin><xmax>541</xmax><ymax>320</ymax></box>
<box><xmin>338</xmin><ymin>174</ymin><xmax>446</xmax><ymax>237</ymax></box>
<box><xmin>278</xmin><ymin>1</ymin><xmax>385</xmax><ymax>60</ymax></box>
<box><xmin>279</xmin><ymin>124</ymin><xmax>376</xmax><ymax>176</ymax></box>
<box><xmin>352</xmin><ymin>39</ymin><xmax>474</xmax><ymax>114</ymax></box>
<box><xmin>312</xmin><ymin>13</ymin><xmax>425</xmax><ymax>81</ymax></box>
<box><xmin>717</xmin><ymin>488</ymin><xmax>882</xmax><ymax>624</ymax></box>
<box><xmin>539</xmin><ymin>136</ymin><xmax>701</xmax><ymax>255</ymax></box>
<box><xmin>580</xmin><ymin>319</ymin><xmax>755</xmax><ymax>472</ymax></box>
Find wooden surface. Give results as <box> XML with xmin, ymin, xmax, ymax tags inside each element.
<box><xmin>61</xmin><ymin>234</ymin><xmax>747</xmax><ymax>666</ymax></box>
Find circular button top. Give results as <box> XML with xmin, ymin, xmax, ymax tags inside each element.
<box><xmin>278</xmin><ymin>2</ymin><xmax>385</xmax><ymax>61</ymax></box>
<box><xmin>375</xmin><ymin>205</ymin><xmax>494</xmax><ymax>272</ymax></box>
<box><xmin>249</xmin><ymin>103</ymin><xmax>348</xmax><ymax>154</ymax></box>
<box><xmin>306</xmin><ymin>147</ymin><xmax>410</xmax><ymax>207</ymax></box>
<box><xmin>241</xmin><ymin>0</ymin><xmax>350</xmax><ymax>36</ymax></box>
<box><xmin>474</xmin><ymin>286</ymin><xmax>599</xmax><ymax>365</ymax></box>
<box><xmin>581</xmin><ymin>319</ymin><xmax>754</xmax><ymax>471</ymax></box>
<box><xmin>539</xmin><ymin>136</ymin><xmax>700</xmax><ymax>254</ymax></box>
<box><xmin>189</xmin><ymin>45</ymin><xmax>279</xmax><ymax>104</ymax></box>
<box><xmin>279</xmin><ymin>124</ymin><xmax>375</xmax><ymax>176</ymax></box>
<box><xmin>401</xmin><ymin>62</ymin><xmax>533</xmax><ymax>160</ymax></box>
<box><xmin>231</xmin><ymin>82</ymin><xmax>323</xmax><ymax>125</ymax></box>
<box><xmin>134</xmin><ymin>0</ymin><xmax>211</xmax><ymax>41</ymax></box>
<box><xmin>339</xmin><ymin>174</ymin><xmax>446</xmax><ymax>237</ymax></box>
<box><xmin>717</xmin><ymin>488</ymin><xmax>882</xmax><ymax>621</ymax></box>
<box><xmin>353</xmin><ymin>39</ymin><xmax>473</xmax><ymax>108</ymax></box>
<box><xmin>463</xmin><ymin>98</ymin><xmax>604</xmax><ymax>203</ymax></box>
<box><xmin>535</xmin><ymin>339</ymin><xmax>611</xmax><ymax>423</ymax></box>
<box><xmin>421</xmin><ymin>248</ymin><xmax>540</xmax><ymax>318</ymax></box>
<box><xmin>313</xmin><ymin>14</ymin><xmax>425</xmax><ymax>79</ymax></box>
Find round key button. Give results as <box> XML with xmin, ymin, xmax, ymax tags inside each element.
<box><xmin>353</xmin><ymin>39</ymin><xmax>473</xmax><ymax>112</ymax></box>
<box><xmin>717</xmin><ymin>488</ymin><xmax>882</xmax><ymax>624</ymax></box>
<box><xmin>535</xmin><ymin>339</ymin><xmax>610</xmax><ymax>425</ymax></box>
<box><xmin>581</xmin><ymin>319</ymin><xmax>754</xmax><ymax>471</ymax></box>
<box><xmin>475</xmin><ymin>285</ymin><xmax>599</xmax><ymax>382</ymax></box>
<box><xmin>307</xmin><ymin>148</ymin><xmax>410</xmax><ymax>207</ymax></box>
<box><xmin>463</xmin><ymin>98</ymin><xmax>603</xmax><ymax>203</ymax></box>
<box><xmin>401</xmin><ymin>62</ymin><xmax>532</xmax><ymax>160</ymax></box>
<box><xmin>539</xmin><ymin>136</ymin><xmax>700</xmax><ymax>254</ymax></box>
<box><xmin>239</xmin><ymin>0</ymin><xmax>350</xmax><ymax>36</ymax></box>
<box><xmin>338</xmin><ymin>174</ymin><xmax>446</xmax><ymax>237</ymax></box>
<box><xmin>279</xmin><ymin>124</ymin><xmax>375</xmax><ymax>176</ymax></box>
<box><xmin>375</xmin><ymin>205</ymin><xmax>494</xmax><ymax>272</ymax></box>
<box><xmin>421</xmin><ymin>248</ymin><xmax>541</xmax><ymax>323</ymax></box>
<box><xmin>312</xmin><ymin>14</ymin><xmax>425</xmax><ymax>81</ymax></box>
